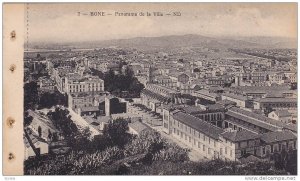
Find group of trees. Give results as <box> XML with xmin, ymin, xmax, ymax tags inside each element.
<box><xmin>91</xmin><ymin>62</ymin><xmax>144</xmax><ymax>98</ymax></box>
<box><xmin>73</xmin><ymin>118</ymin><xmax>133</xmax><ymax>152</ymax></box>
<box><xmin>24</xmin><ymin>118</ymin><xmax>189</xmax><ymax>175</ymax></box>
<box><xmin>38</xmin><ymin>91</ymin><xmax>68</xmax><ymax>109</ymax></box>
<box><xmin>102</xmin><ymin>67</ymin><xmax>144</xmax><ymax>98</ymax></box>
<box><xmin>127</xmin><ymin>159</ymin><xmax>287</xmax><ymax>175</ymax></box>
<box><xmin>24</xmin><ymin>82</ymin><xmax>39</xmax><ymax>110</ymax></box>
<box><xmin>272</xmin><ymin>149</ymin><xmax>297</xmax><ymax>175</ymax></box>
<box><xmin>24</xmin><ymin>81</ymin><xmax>67</xmax><ymax>110</ymax></box>
<box><xmin>291</xmin><ymin>82</ymin><xmax>297</xmax><ymax>90</ymax></box>
<box><xmin>24</xmin><ymin>116</ymin><xmax>292</xmax><ymax>175</ymax></box>
<box><xmin>47</xmin><ymin>108</ymin><xmax>79</xmax><ymax>139</ymax></box>
<box><xmin>24</xmin><ymin>111</ymin><xmax>33</xmax><ymax>127</ymax></box>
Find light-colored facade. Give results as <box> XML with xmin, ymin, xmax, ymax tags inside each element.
<box><xmin>162</xmin><ymin>109</ymin><xmax>237</xmax><ymax>160</ymax></box>
<box><xmin>221</xmin><ymin>93</ymin><xmax>249</xmax><ymax>108</ymax></box>
<box><xmin>65</xmin><ymin>75</ymin><xmax>104</xmax><ymax>94</ymax></box>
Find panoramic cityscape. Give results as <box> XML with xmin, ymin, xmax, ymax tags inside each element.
<box><xmin>22</xmin><ymin>3</ymin><xmax>297</xmax><ymax>175</ymax></box>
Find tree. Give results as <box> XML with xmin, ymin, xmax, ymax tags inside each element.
<box><xmin>47</xmin><ymin>108</ymin><xmax>79</xmax><ymax>138</ymax></box>
<box><xmin>38</xmin><ymin>90</ymin><xmax>67</xmax><ymax>109</ymax></box>
<box><xmin>24</xmin><ymin>111</ymin><xmax>33</xmax><ymax>127</ymax></box>
<box><xmin>38</xmin><ymin>126</ymin><xmax>42</xmax><ymax>137</ymax></box>
<box><xmin>24</xmin><ymin>82</ymin><xmax>39</xmax><ymax>110</ymax></box>
<box><xmin>264</xmin><ymin>106</ymin><xmax>274</xmax><ymax>116</ymax></box>
<box><xmin>103</xmin><ymin>118</ymin><xmax>131</xmax><ymax>147</ymax></box>
<box><xmin>193</xmin><ymin>68</ymin><xmax>200</xmax><ymax>73</ymax></box>
<box><xmin>52</xmin><ymin>132</ymin><xmax>59</xmax><ymax>141</ymax></box>
<box><xmin>291</xmin><ymin>82</ymin><xmax>297</xmax><ymax>90</ymax></box>
<box><xmin>48</xmin><ymin>129</ymin><xmax>53</xmax><ymax>141</ymax></box>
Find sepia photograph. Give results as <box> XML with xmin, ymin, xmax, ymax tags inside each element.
<box><xmin>2</xmin><ymin>2</ymin><xmax>298</xmax><ymax>177</ymax></box>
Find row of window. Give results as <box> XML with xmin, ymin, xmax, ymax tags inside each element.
<box><xmin>262</xmin><ymin>141</ymin><xmax>297</xmax><ymax>154</ymax></box>
<box><xmin>262</xmin><ymin>103</ymin><xmax>297</xmax><ymax>107</ymax></box>
<box><xmin>174</xmin><ymin>128</ymin><xmax>234</xmax><ymax>158</ymax></box>
<box><xmin>69</xmin><ymin>87</ymin><xmax>102</xmax><ymax>93</ymax></box>
<box><xmin>197</xmin><ymin>113</ymin><xmax>223</xmax><ymax>121</ymax></box>
<box><xmin>173</xmin><ymin>127</ymin><xmax>217</xmax><ymax>147</ymax></box>
<box><xmin>68</xmin><ymin>85</ymin><xmax>103</xmax><ymax>90</ymax></box>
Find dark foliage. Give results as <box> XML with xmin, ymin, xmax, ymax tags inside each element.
<box><xmin>291</xmin><ymin>82</ymin><xmax>297</xmax><ymax>90</ymax></box>
<box><xmin>24</xmin><ymin>82</ymin><xmax>39</xmax><ymax>110</ymax></box>
<box><xmin>24</xmin><ymin>111</ymin><xmax>33</xmax><ymax>127</ymax></box>
<box><xmin>90</xmin><ymin>68</ymin><xmax>104</xmax><ymax>79</ymax></box>
<box><xmin>47</xmin><ymin>108</ymin><xmax>79</xmax><ymax>139</ymax></box>
<box><xmin>102</xmin><ymin>118</ymin><xmax>132</xmax><ymax>148</ymax></box>
<box><xmin>38</xmin><ymin>91</ymin><xmax>68</xmax><ymax>109</ymax></box>
<box><xmin>103</xmin><ymin>67</ymin><xmax>144</xmax><ymax>98</ymax></box>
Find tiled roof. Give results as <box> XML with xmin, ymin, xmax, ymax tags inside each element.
<box><xmin>221</xmin><ymin>130</ymin><xmax>260</xmax><ymax>142</ymax></box>
<box><xmin>260</xmin><ymin>130</ymin><xmax>297</xmax><ymax>143</ymax></box>
<box><xmin>181</xmin><ymin>106</ymin><xmax>203</xmax><ymax>114</ymax></box>
<box><xmin>226</xmin><ymin>108</ymin><xmax>280</xmax><ymax>132</ymax></box>
<box><xmin>141</xmin><ymin>89</ymin><xmax>170</xmax><ymax>103</ymax></box>
<box><xmin>194</xmin><ymin>89</ymin><xmax>219</xmax><ymax>98</ymax></box>
<box><xmin>228</xmin><ymin>107</ymin><xmax>297</xmax><ymax>133</ymax></box>
<box><xmin>282</xmin><ymin>124</ymin><xmax>297</xmax><ymax>133</ymax></box>
<box><xmin>80</xmin><ymin>106</ymin><xmax>99</xmax><ymax>112</ymax></box>
<box><xmin>222</xmin><ymin>93</ymin><xmax>248</xmax><ymax>101</ymax></box>
<box><xmin>216</xmin><ymin>99</ymin><xmax>237</xmax><ymax>106</ymax></box>
<box><xmin>172</xmin><ymin>111</ymin><xmax>223</xmax><ymax>140</ymax></box>
<box><xmin>273</xmin><ymin>110</ymin><xmax>292</xmax><ymax>117</ymax></box>
<box><xmin>234</xmin><ymin>86</ymin><xmax>290</xmax><ymax>92</ymax></box>
<box><xmin>129</xmin><ymin>121</ymin><xmax>151</xmax><ymax>134</ymax></box>
<box><xmin>255</xmin><ymin>98</ymin><xmax>297</xmax><ymax>103</ymax></box>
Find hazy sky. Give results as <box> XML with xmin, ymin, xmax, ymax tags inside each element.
<box><xmin>27</xmin><ymin>3</ymin><xmax>297</xmax><ymax>43</ymax></box>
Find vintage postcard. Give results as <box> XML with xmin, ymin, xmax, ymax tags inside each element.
<box><xmin>2</xmin><ymin>3</ymin><xmax>298</xmax><ymax>176</ymax></box>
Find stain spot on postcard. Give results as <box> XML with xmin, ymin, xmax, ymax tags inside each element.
<box><xmin>10</xmin><ymin>30</ymin><xmax>16</xmax><ymax>40</ymax></box>
<box><xmin>9</xmin><ymin>64</ymin><xmax>16</xmax><ymax>73</ymax></box>
<box><xmin>7</xmin><ymin>117</ymin><xmax>15</xmax><ymax>128</ymax></box>
<box><xmin>8</xmin><ymin>153</ymin><xmax>15</xmax><ymax>161</ymax></box>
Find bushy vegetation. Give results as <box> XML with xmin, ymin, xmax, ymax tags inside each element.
<box><xmin>127</xmin><ymin>159</ymin><xmax>287</xmax><ymax>175</ymax></box>
<box><xmin>38</xmin><ymin>91</ymin><xmax>68</xmax><ymax>109</ymax></box>
<box><xmin>24</xmin><ymin>116</ymin><xmax>290</xmax><ymax>175</ymax></box>
<box><xmin>24</xmin><ymin>119</ymin><xmax>189</xmax><ymax>175</ymax></box>
<box><xmin>102</xmin><ymin>67</ymin><xmax>144</xmax><ymax>98</ymax></box>
<box><xmin>47</xmin><ymin>108</ymin><xmax>79</xmax><ymax>138</ymax></box>
<box><xmin>24</xmin><ymin>82</ymin><xmax>39</xmax><ymax>110</ymax></box>
<box><xmin>24</xmin><ymin>81</ymin><xmax>67</xmax><ymax>110</ymax></box>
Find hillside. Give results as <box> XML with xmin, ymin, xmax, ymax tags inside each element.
<box><xmin>28</xmin><ymin>34</ymin><xmax>297</xmax><ymax>51</ymax></box>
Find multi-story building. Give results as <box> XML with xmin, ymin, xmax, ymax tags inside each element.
<box><xmin>162</xmin><ymin>109</ymin><xmax>234</xmax><ymax>160</ymax></box>
<box><xmin>68</xmin><ymin>92</ymin><xmax>103</xmax><ymax>116</ymax></box>
<box><xmin>253</xmin><ymin>98</ymin><xmax>297</xmax><ymax>111</ymax></box>
<box><xmin>260</xmin><ymin>131</ymin><xmax>297</xmax><ymax>157</ymax></box>
<box><xmin>52</xmin><ymin>66</ymin><xmax>74</xmax><ymax>93</ymax></box>
<box><xmin>205</xmin><ymin>77</ymin><xmax>225</xmax><ymax>87</ymax></box>
<box><xmin>65</xmin><ymin>75</ymin><xmax>104</xmax><ymax>94</ymax></box>
<box><xmin>193</xmin><ymin>89</ymin><xmax>221</xmax><ymax>102</ymax></box>
<box><xmin>221</xmin><ymin>130</ymin><xmax>261</xmax><ymax>158</ymax></box>
<box><xmin>268</xmin><ymin>110</ymin><xmax>293</xmax><ymax>124</ymax></box>
<box><xmin>140</xmin><ymin>83</ymin><xmax>182</xmax><ymax>113</ymax></box>
<box><xmin>224</xmin><ymin>107</ymin><xmax>297</xmax><ymax>134</ymax></box>
<box><xmin>162</xmin><ymin>107</ymin><xmax>297</xmax><ymax>161</ymax></box>
<box><xmin>179</xmin><ymin>105</ymin><xmax>225</xmax><ymax>127</ymax></box>
<box><xmin>221</xmin><ymin>93</ymin><xmax>251</xmax><ymax>108</ymax></box>
<box><xmin>37</xmin><ymin>76</ymin><xmax>56</xmax><ymax>94</ymax></box>
<box><xmin>268</xmin><ymin>72</ymin><xmax>285</xmax><ymax>85</ymax></box>
<box><xmin>229</xmin><ymin>86</ymin><xmax>294</xmax><ymax>99</ymax></box>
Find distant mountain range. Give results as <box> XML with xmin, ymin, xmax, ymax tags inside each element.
<box><xmin>29</xmin><ymin>34</ymin><xmax>297</xmax><ymax>51</ymax></box>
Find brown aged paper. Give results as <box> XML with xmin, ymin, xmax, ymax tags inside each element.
<box><xmin>2</xmin><ymin>3</ymin><xmax>297</xmax><ymax>176</ymax></box>
<box><xmin>3</xmin><ymin>4</ymin><xmax>25</xmax><ymax>175</ymax></box>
